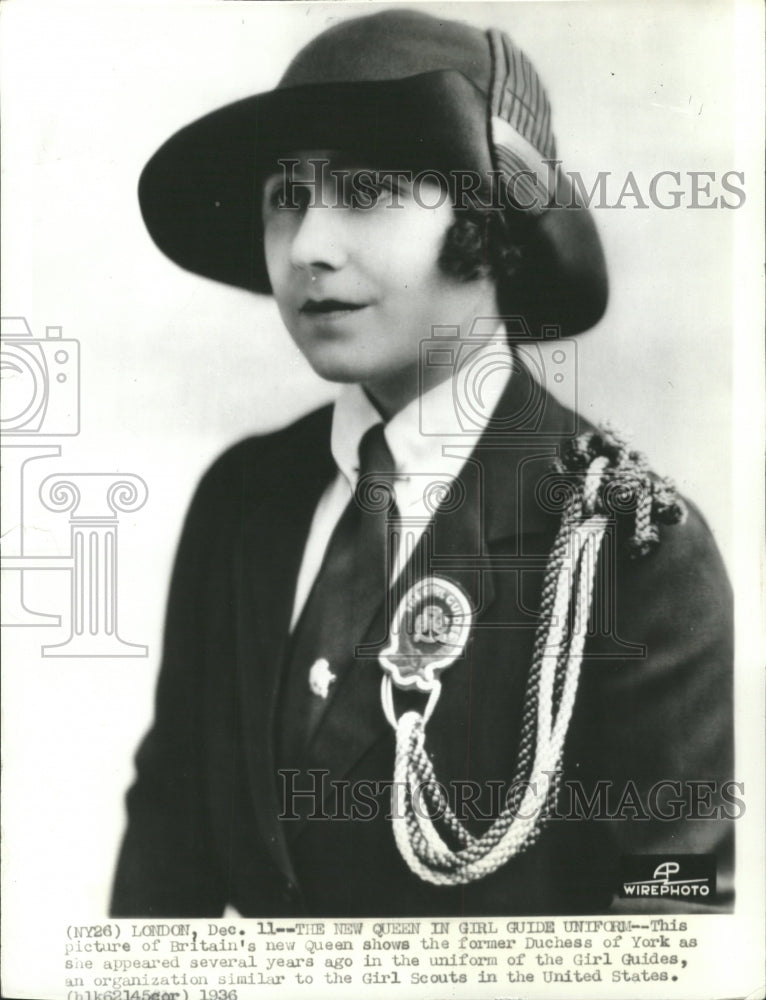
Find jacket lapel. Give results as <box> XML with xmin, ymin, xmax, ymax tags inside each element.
<box><xmin>235</xmin><ymin>408</ymin><xmax>335</xmax><ymax>880</ymax></box>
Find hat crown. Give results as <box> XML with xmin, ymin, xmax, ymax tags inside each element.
<box><xmin>280</xmin><ymin>9</ymin><xmax>492</xmax><ymax>91</ymax></box>
<box><xmin>279</xmin><ymin>10</ymin><xmax>555</xmax><ymax>165</ymax></box>
<box><xmin>137</xmin><ymin>8</ymin><xmax>608</xmax><ymax>335</ymax></box>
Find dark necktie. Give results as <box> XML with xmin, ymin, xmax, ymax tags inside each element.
<box><xmin>276</xmin><ymin>423</ymin><xmax>398</xmax><ymax>770</ymax></box>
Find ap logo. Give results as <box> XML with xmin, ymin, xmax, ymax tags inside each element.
<box><xmin>652</xmin><ymin>862</ymin><xmax>681</xmax><ymax>882</ymax></box>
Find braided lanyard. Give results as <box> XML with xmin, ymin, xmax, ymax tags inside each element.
<box><xmin>378</xmin><ymin>432</ymin><xmax>685</xmax><ymax>886</ymax></box>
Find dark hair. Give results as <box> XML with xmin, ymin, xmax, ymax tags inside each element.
<box><xmin>437</xmin><ymin>207</ymin><xmax>527</xmax><ymax>318</ymax></box>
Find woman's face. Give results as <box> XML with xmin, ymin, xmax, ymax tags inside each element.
<box><xmin>262</xmin><ymin>152</ymin><xmax>499</xmax><ymax>416</ymax></box>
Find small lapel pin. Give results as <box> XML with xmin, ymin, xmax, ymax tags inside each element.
<box><xmin>309</xmin><ymin>657</ymin><xmax>336</xmax><ymax>699</ymax></box>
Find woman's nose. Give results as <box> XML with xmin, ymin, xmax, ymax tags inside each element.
<box><xmin>289</xmin><ymin>203</ymin><xmax>349</xmax><ymax>275</ymax></box>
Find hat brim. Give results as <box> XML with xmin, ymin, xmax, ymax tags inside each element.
<box><xmin>138</xmin><ymin>71</ymin><xmax>607</xmax><ymax>336</ymax></box>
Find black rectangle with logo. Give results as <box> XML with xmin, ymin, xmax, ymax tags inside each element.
<box><xmin>619</xmin><ymin>854</ymin><xmax>716</xmax><ymax>901</ymax></box>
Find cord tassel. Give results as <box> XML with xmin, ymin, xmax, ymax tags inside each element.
<box><xmin>382</xmin><ymin>429</ymin><xmax>684</xmax><ymax>886</ymax></box>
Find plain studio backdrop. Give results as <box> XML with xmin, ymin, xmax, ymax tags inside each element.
<box><xmin>1</xmin><ymin>0</ymin><xmax>763</xmax><ymax>995</ymax></box>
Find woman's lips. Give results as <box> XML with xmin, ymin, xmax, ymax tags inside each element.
<box><xmin>300</xmin><ymin>298</ymin><xmax>368</xmax><ymax>316</ymax></box>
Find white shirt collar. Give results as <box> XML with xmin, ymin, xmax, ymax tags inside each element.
<box><xmin>330</xmin><ymin>329</ymin><xmax>513</xmax><ymax>486</ymax></box>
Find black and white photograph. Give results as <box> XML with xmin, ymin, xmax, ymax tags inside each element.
<box><xmin>1</xmin><ymin>1</ymin><xmax>764</xmax><ymax>998</ymax></box>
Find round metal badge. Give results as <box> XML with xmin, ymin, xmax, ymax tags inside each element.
<box><xmin>379</xmin><ymin>577</ymin><xmax>473</xmax><ymax>693</ymax></box>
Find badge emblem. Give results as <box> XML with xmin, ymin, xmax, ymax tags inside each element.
<box><xmin>379</xmin><ymin>577</ymin><xmax>473</xmax><ymax>692</ymax></box>
<box><xmin>308</xmin><ymin>657</ymin><xmax>336</xmax><ymax>699</ymax></box>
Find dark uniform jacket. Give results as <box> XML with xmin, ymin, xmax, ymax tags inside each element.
<box><xmin>111</xmin><ymin>367</ymin><xmax>733</xmax><ymax>917</ymax></box>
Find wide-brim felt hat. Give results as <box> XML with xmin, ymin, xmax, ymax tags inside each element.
<box><xmin>138</xmin><ymin>9</ymin><xmax>608</xmax><ymax>336</ymax></box>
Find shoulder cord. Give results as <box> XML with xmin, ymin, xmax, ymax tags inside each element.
<box><xmin>383</xmin><ymin>431</ymin><xmax>685</xmax><ymax>886</ymax></box>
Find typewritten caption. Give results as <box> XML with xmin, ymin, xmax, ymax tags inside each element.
<box><xmin>63</xmin><ymin>917</ymin><xmax>705</xmax><ymax>1000</ymax></box>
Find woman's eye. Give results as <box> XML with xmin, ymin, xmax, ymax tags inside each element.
<box><xmin>265</xmin><ymin>181</ymin><xmax>312</xmax><ymax>211</ymax></box>
<box><xmin>345</xmin><ymin>176</ymin><xmax>400</xmax><ymax>210</ymax></box>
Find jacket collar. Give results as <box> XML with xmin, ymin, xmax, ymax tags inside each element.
<box><xmin>330</xmin><ymin>332</ymin><xmax>512</xmax><ymax>493</ymax></box>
